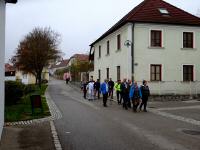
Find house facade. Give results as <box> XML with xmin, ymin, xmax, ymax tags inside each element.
<box><xmin>0</xmin><ymin>0</ymin><xmax>17</xmax><ymax>140</ymax></box>
<box><xmin>49</xmin><ymin>59</ymin><xmax>69</xmax><ymax>76</ymax></box>
<box><xmin>5</xmin><ymin>63</ymin><xmax>16</xmax><ymax>81</ymax></box>
<box><xmin>90</xmin><ymin>0</ymin><xmax>200</xmax><ymax>95</ymax></box>
<box><xmin>15</xmin><ymin>68</ymin><xmax>49</xmax><ymax>85</ymax></box>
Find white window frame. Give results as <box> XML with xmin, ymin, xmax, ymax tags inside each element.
<box><xmin>181</xmin><ymin>64</ymin><xmax>195</xmax><ymax>82</ymax></box>
<box><xmin>117</xmin><ymin>34</ymin><xmax>121</xmax><ymax>50</ymax></box>
<box><xmin>149</xmin><ymin>64</ymin><xmax>164</xmax><ymax>82</ymax></box>
<box><xmin>149</xmin><ymin>28</ymin><xmax>164</xmax><ymax>48</ymax></box>
<box><xmin>158</xmin><ymin>8</ymin><xmax>169</xmax><ymax>14</ymax></box>
<box><xmin>181</xmin><ymin>31</ymin><xmax>196</xmax><ymax>49</ymax></box>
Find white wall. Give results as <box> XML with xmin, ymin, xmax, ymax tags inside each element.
<box><xmin>134</xmin><ymin>23</ymin><xmax>200</xmax><ymax>95</ymax></box>
<box><xmin>5</xmin><ymin>76</ymin><xmax>16</xmax><ymax>81</ymax></box>
<box><xmin>93</xmin><ymin>23</ymin><xmax>132</xmax><ymax>82</ymax></box>
<box><xmin>0</xmin><ymin>0</ymin><xmax>6</xmax><ymax>139</ymax></box>
<box><xmin>92</xmin><ymin>22</ymin><xmax>200</xmax><ymax>95</ymax></box>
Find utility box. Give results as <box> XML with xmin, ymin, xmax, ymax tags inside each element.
<box><xmin>30</xmin><ymin>94</ymin><xmax>43</xmax><ymax>114</ymax></box>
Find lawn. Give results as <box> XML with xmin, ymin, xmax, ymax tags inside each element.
<box><xmin>5</xmin><ymin>84</ymin><xmax>51</xmax><ymax>122</ymax></box>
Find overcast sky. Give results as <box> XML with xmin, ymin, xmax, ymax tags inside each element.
<box><xmin>5</xmin><ymin>0</ymin><xmax>200</xmax><ymax>62</ymax></box>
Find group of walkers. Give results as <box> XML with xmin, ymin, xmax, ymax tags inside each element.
<box><xmin>81</xmin><ymin>77</ymin><xmax>150</xmax><ymax>112</ymax></box>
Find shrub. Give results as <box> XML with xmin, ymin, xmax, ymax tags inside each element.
<box><xmin>5</xmin><ymin>81</ymin><xmax>25</xmax><ymax>106</ymax></box>
<box><xmin>24</xmin><ymin>84</ymin><xmax>37</xmax><ymax>95</ymax></box>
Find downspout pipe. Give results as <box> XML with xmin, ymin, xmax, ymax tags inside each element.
<box><xmin>131</xmin><ymin>23</ymin><xmax>135</xmax><ymax>81</ymax></box>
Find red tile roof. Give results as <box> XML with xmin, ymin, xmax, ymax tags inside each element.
<box><xmin>90</xmin><ymin>0</ymin><xmax>200</xmax><ymax>46</ymax></box>
<box><xmin>50</xmin><ymin>59</ymin><xmax>69</xmax><ymax>69</ymax></box>
<box><xmin>71</xmin><ymin>54</ymin><xmax>89</xmax><ymax>62</ymax></box>
<box><xmin>5</xmin><ymin>63</ymin><xmax>15</xmax><ymax>72</ymax></box>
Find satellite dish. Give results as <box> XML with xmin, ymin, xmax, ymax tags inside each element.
<box><xmin>124</xmin><ymin>40</ymin><xmax>132</xmax><ymax>47</ymax></box>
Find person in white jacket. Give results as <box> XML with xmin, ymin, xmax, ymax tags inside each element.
<box><xmin>87</xmin><ymin>80</ymin><xmax>95</xmax><ymax>100</ymax></box>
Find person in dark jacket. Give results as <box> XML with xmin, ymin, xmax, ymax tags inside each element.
<box><xmin>81</xmin><ymin>81</ymin><xmax>88</xmax><ymax>99</ymax></box>
<box><xmin>121</xmin><ymin>78</ymin><xmax>129</xmax><ymax>110</ymax></box>
<box><xmin>139</xmin><ymin>80</ymin><xmax>150</xmax><ymax>112</ymax></box>
<box><xmin>108</xmin><ymin>78</ymin><xmax>114</xmax><ymax>99</ymax></box>
<box><xmin>127</xmin><ymin>79</ymin><xmax>132</xmax><ymax>108</ymax></box>
<box><xmin>129</xmin><ymin>81</ymin><xmax>142</xmax><ymax>112</ymax></box>
<box><xmin>94</xmin><ymin>79</ymin><xmax>100</xmax><ymax>99</ymax></box>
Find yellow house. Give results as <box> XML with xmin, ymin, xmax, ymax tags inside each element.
<box><xmin>16</xmin><ymin>68</ymin><xmax>49</xmax><ymax>85</ymax></box>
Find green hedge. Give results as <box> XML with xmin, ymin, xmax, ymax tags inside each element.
<box><xmin>5</xmin><ymin>81</ymin><xmax>25</xmax><ymax>106</ymax></box>
<box><xmin>5</xmin><ymin>81</ymin><xmax>48</xmax><ymax>106</ymax></box>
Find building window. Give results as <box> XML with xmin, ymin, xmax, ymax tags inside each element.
<box><xmin>23</xmin><ymin>74</ymin><xmax>27</xmax><ymax>79</ymax></box>
<box><xmin>151</xmin><ymin>30</ymin><xmax>162</xmax><ymax>47</ymax></box>
<box><xmin>151</xmin><ymin>65</ymin><xmax>162</xmax><ymax>81</ymax></box>
<box><xmin>117</xmin><ymin>66</ymin><xmax>120</xmax><ymax>81</ymax></box>
<box><xmin>117</xmin><ymin>34</ymin><xmax>121</xmax><ymax>50</ymax></box>
<box><xmin>106</xmin><ymin>68</ymin><xmax>109</xmax><ymax>79</ymax></box>
<box><xmin>183</xmin><ymin>65</ymin><xmax>193</xmax><ymax>81</ymax></box>
<box><xmin>107</xmin><ymin>41</ymin><xmax>110</xmax><ymax>55</ymax></box>
<box><xmin>158</xmin><ymin>8</ymin><xmax>169</xmax><ymax>14</ymax></box>
<box><xmin>98</xmin><ymin>69</ymin><xmax>101</xmax><ymax>82</ymax></box>
<box><xmin>99</xmin><ymin>45</ymin><xmax>101</xmax><ymax>58</ymax></box>
<box><xmin>183</xmin><ymin>32</ymin><xmax>193</xmax><ymax>48</ymax></box>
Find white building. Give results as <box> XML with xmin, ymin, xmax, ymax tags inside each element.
<box><xmin>0</xmin><ymin>0</ymin><xmax>17</xmax><ymax>139</ymax></box>
<box><xmin>89</xmin><ymin>0</ymin><xmax>200</xmax><ymax>95</ymax></box>
<box><xmin>5</xmin><ymin>63</ymin><xmax>16</xmax><ymax>81</ymax></box>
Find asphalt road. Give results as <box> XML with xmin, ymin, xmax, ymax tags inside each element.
<box><xmin>48</xmin><ymin>79</ymin><xmax>200</xmax><ymax>150</ymax></box>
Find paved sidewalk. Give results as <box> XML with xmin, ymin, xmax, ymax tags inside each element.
<box><xmin>0</xmin><ymin>121</ymin><xmax>55</xmax><ymax>150</ymax></box>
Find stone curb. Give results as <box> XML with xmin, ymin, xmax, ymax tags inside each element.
<box><xmin>50</xmin><ymin>121</ymin><xmax>62</xmax><ymax>150</ymax></box>
<box><xmin>4</xmin><ymin>86</ymin><xmax>62</xmax><ymax>127</ymax></box>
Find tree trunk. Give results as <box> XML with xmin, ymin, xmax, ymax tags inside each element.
<box><xmin>36</xmin><ymin>72</ymin><xmax>42</xmax><ymax>88</ymax></box>
<box><xmin>38</xmin><ymin>74</ymin><xmax>42</xmax><ymax>88</ymax></box>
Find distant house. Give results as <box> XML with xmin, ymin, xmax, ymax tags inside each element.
<box><xmin>0</xmin><ymin>0</ymin><xmax>17</xmax><ymax>140</ymax></box>
<box><xmin>15</xmin><ymin>68</ymin><xmax>49</xmax><ymax>85</ymax></box>
<box><xmin>68</xmin><ymin>54</ymin><xmax>89</xmax><ymax>66</ymax></box>
<box><xmin>89</xmin><ymin>0</ymin><xmax>200</xmax><ymax>95</ymax></box>
<box><xmin>49</xmin><ymin>59</ymin><xmax>69</xmax><ymax>75</ymax></box>
<box><xmin>68</xmin><ymin>54</ymin><xmax>89</xmax><ymax>81</ymax></box>
<box><xmin>5</xmin><ymin>63</ymin><xmax>16</xmax><ymax>81</ymax></box>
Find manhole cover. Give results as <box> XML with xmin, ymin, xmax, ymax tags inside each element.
<box><xmin>182</xmin><ymin>130</ymin><xmax>200</xmax><ymax>136</ymax></box>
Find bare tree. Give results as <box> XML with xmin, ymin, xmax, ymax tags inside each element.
<box><xmin>12</xmin><ymin>27</ymin><xmax>61</xmax><ymax>87</ymax></box>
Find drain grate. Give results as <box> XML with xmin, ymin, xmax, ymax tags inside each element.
<box><xmin>182</xmin><ymin>129</ymin><xmax>200</xmax><ymax>136</ymax></box>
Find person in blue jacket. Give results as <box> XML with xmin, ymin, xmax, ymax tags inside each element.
<box><xmin>129</xmin><ymin>81</ymin><xmax>142</xmax><ymax>112</ymax></box>
<box><xmin>100</xmin><ymin>79</ymin><xmax>109</xmax><ymax>107</ymax></box>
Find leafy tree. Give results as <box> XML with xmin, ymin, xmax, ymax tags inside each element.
<box><xmin>12</xmin><ymin>27</ymin><xmax>61</xmax><ymax>87</ymax></box>
<box><xmin>69</xmin><ymin>60</ymin><xmax>93</xmax><ymax>82</ymax></box>
<box><xmin>54</xmin><ymin>67</ymin><xmax>70</xmax><ymax>79</ymax></box>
